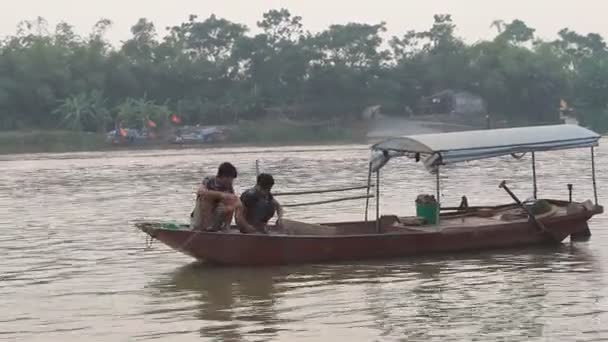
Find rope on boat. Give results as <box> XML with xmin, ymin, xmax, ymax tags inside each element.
<box><xmin>177</xmin><ymin>224</ymin><xmax>209</xmax><ymax>251</ymax></box>
<box><xmin>142</xmin><ymin>223</ymin><xmax>198</xmax><ymax>252</ymax></box>
<box><xmin>145</xmin><ymin>234</ymin><xmax>155</xmax><ymax>249</ymax></box>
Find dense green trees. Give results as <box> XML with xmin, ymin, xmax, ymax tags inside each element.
<box><xmin>1</xmin><ymin>10</ymin><xmax>608</xmax><ymax>132</ymax></box>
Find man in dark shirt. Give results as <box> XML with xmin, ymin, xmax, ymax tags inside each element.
<box><xmin>191</xmin><ymin>162</ymin><xmax>239</xmax><ymax>231</ymax></box>
<box><xmin>236</xmin><ymin>173</ymin><xmax>283</xmax><ymax>234</ymax></box>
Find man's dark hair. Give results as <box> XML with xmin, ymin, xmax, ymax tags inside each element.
<box><xmin>217</xmin><ymin>162</ymin><xmax>237</xmax><ymax>178</ymax></box>
<box><xmin>257</xmin><ymin>173</ymin><xmax>274</xmax><ymax>190</ymax></box>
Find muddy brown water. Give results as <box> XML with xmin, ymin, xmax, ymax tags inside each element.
<box><xmin>1</xmin><ymin>142</ymin><xmax>607</xmax><ymax>341</ymax></box>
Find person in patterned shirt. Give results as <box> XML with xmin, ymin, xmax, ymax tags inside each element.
<box><xmin>191</xmin><ymin>162</ymin><xmax>239</xmax><ymax>231</ymax></box>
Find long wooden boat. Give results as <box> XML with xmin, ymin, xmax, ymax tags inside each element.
<box><xmin>137</xmin><ymin>124</ymin><xmax>603</xmax><ymax>266</ymax></box>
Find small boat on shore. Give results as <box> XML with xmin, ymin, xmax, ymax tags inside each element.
<box><xmin>137</xmin><ymin>124</ymin><xmax>603</xmax><ymax>266</ymax></box>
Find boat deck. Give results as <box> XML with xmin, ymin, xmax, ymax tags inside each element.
<box><xmin>137</xmin><ymin>200</ymin><xmax>588</xmax><ymax>238</ymax></box>
<box><xmin>285</xmin><ymin>202</ymin><xmax>572</xmax><ymax>236</ymax></box>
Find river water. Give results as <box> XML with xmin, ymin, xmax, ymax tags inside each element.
<box><xmin>1</xmin><ymin>142</ymin><xmax>607</xmax><ymax>341</ymax></box>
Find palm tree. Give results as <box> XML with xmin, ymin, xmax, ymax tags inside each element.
<box><xmin>54</xmin><ymin>93</ymin><xmax>89</xmax><ymax>131</ymax></box>
<box><xmin>86</xmin><ymin>90</ymin><xmax>111</xmax><ymax>132</ymax></box>
<box><xmin>54</xmin><ymin>91</ymin><xmax>110</xmax><ymax>132</ymax></box>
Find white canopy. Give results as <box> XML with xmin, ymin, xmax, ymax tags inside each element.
<box><xmin>370</xmin><ymin>124</ymin><xmax>601</xmax><ymax>172</ymax></box>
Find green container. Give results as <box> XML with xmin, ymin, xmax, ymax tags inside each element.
<box><xmin>163</xmin><ymin>222</ymin><xmax>181</xmax><ymax>230</ymax></box>
<box><xmin>416</xmin><ymin>203</ymin><xmax>439</xmax><ymax>225</ymax></box>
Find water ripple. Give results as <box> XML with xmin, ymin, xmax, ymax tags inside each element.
<box><xmin>1</xmin><ymin>144</ymin><xmax>608</xmax><ymax>341</ymax></box>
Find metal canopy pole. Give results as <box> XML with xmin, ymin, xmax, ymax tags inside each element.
<box><xmin>365</xmin><ymin>162</ymin><xmax>372</xmax><ymax>221</ymax></box>
<box><xmin>375</xmin><ymin>170</ymin><xmax>380</xmax><ymax>232</ymax></box>
<box><xmin>532</xmin><ymin>152</ymin><xmax>538</xmax><ymax>200</ymax></box>
<box><xmin>436</xmin><ymin>166</ymin><xmax>441</xmax><ymax>225</ymax></box>
<box><xmin>592</xmin><ymin>146</ymin><xmax>598</xmax><ymax>205</ymax></box>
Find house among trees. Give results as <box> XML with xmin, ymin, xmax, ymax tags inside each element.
<box><xmin>419</xmin><ymin>90</ymin><xmax>487</xmax><ymax>116</ymax></box>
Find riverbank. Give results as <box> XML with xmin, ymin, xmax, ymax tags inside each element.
<box><xmin>0</xmin><ymin>123</ymin><xmax>368</xmax><ymax>155</ymax></box>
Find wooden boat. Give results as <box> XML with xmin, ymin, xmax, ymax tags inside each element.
<box><xmin>137</xmin><ymin>124</ymin><xmax>603</xmax><ymax>266</ymax></box>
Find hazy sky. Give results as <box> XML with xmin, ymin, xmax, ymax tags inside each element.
<box><xmin>2</xmin><ymin>0</ymin><xmax>607</xmax><ymax>44</ymax></box>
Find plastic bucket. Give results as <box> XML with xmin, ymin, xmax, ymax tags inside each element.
<box><xmin>416</xmin><ymin>203</ymin><xmax>439</xmax><ymax>224</ymax></box>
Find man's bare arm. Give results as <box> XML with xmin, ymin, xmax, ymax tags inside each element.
<box><xmin>273</xmin><ymin>199</ymin><xmax>284</xmax><ymax>218</ymax></box>
<box><xmin>273</xmin><ymin>199</ymin><xmax>284</xmax><ymax>227</ymax></box>
<box><xmin>196</xmin><ymin>181</ymin><xmax>236</xmax><ymax>203</ymax></box>
<box><xmin>235</xmin><ymin>202</ymin><xmax>258</xmax><ymax>233</ymax></box>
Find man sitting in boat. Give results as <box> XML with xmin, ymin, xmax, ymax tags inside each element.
<box><xmin>236</xmin><ymin>173</ymin><xmax>284</xmax><ymax>234</ymax></box>
<box><xmin>191</xmin><ymin>162</ymin><xmax>239</xmax><ymax>231</ymax></box>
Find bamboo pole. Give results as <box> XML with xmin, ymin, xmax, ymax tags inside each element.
<box><xmin>365</xmin><ymin>162</ymin><xmax>372</xmax><ymax>221</ymax></box>
<box><xmin>435</xmin><ymin>166</ymin><xmax>441</xmax><ymax>226</ymax></box>
<box><xmin>273</xmin><ymin>184</ymin><xmax>374</xmax><ymax>197</ymax></box>
<box><xmin>592</xmin><ymin>146</ymin><xmax>598</xmax><ymax>205</ymax></box>
<box><xmin>532</xmin><ymin>152</ymin><xmax>537</xmax><ymax>200</ymax></box>
<box><xmin>441</xmin><ymin>204</ymin><xmax>512</xmax><ymax>211</ymax></box>
<box><xmin>283</xmin><ymin>195</ymin><xmax>374</xmax><ymax>208</ymax></box>
<box><xmin>375</xmin><ymin>170</ymin><xmax>380</xmax><ymax>233</ymax></box>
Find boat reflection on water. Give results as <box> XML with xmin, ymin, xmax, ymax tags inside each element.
<box><xmin>157</xmin><ymin>262</ymin><xmax>286</xmax><ymax>341</ymax></box>
<box><xmin>151</xmin><ymin>243</ymin><xmax>602</xmax><ymax>341</ymax></box>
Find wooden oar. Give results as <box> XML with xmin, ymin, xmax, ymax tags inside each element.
<box><xmin>499</xmin><ymin>180</ymin><xmax>555</xmax><ymax>240</ymax></box>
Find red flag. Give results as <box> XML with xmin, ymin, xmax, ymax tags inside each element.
<box><xmin>171</xmin><ymin>114</ymin><xmax>182</xmax><ymax>124</ymax></box>
<box><xmin>147</xmin><ymin>120</ymin><xmax>157</xmax><ymax>128</ymax></box>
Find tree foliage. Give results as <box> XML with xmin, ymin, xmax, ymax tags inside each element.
<box><xmin>53</xmin><ymin>90</ymin><xmax>110</xmax><ymax>132</ymax></box>
<box><xmin>1</xmin><ymin>10</ymin><xmax>608</xmax><ymax>132</ymax></box>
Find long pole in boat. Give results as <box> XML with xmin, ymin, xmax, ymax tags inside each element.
<box><xmin>532</xmin><ymin>152</ymin><xmax>537</xmax><ymax>200</ymax></box>
<box><xmin>591</xmin><ymin>146</ymin><xmax>598</xmax><ymax>205</ymax></box>
<box><xmin>284</xmin><ymin>195</ymin><xmax>373</xmax><ymax>208</ymax></box>
<box><xmin>275</xmin><ymin>185</ymin><xmax>374</xmax><ymax>196</ymax></box>
<box><xmin>436</xmin><ymin>166</ymin><xmax>440</xmax><ymax>225</ymax></box>
<box><xmin>255</xmin><ymin>160</ymin><xmax>260</xmax><ymax>176</ymax></box>
<box><xmin>365</xmin><ymin>162</ymin><xmax>372</xmax><ymax>221</ymax></box>
<box><xmin>375</xmin><ymin>170</ymin><xmax>380</xmax><ymax>232</ymax></box>
<box><xmin>499</xmin><ymin>180</ymin><xmax>552</xmax><ymax>238</ymax></box>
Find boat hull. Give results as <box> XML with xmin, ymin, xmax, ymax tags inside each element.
<box><xmin>138</xmin><ymin>209</ymin><xmax>598</xmax><ymax>266</ymax></box>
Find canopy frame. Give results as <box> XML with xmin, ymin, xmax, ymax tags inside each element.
<box><xmin>371</xmin><ymin>124</ymin><xmax>600</xmax><ymax>171</ymax></box>
<box><xmin>366</xmin><ymin>125</ymin><xmax>601</xmax><ymax>224</ymax></box>
<box><xmin>592</xmin><ymin>146</ymin><xmax>598</xmax><ymax>206</ymax></box>
<box><xmin>532</xmin><ymin>152</ymin><xmax>537</xmax><ymax>200</ymax></box>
